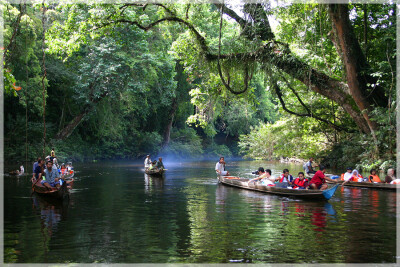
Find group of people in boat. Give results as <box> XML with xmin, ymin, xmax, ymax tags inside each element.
<box><xmin>216</xmin><ymin>156</ymin><xmax>398</xmax><ymax>190</ymax></box>
<box><xmin>340</xmin><ymin>167</ymin><xmax>398</xmax><ymax>184</ymax></box>
<box><xmin>31</xmin><ymin>148</ymin><xmax>73</xmax><ymax>191</ymax></box>
<box><xmin>144</xmin><ymin>155</ymin><xmax>165</xmax><ymax>171</ymax></box>
<box><xmin>247</xmin><ymin>165</ymin><xmax>335</xmax><ymax>190</ymax></box>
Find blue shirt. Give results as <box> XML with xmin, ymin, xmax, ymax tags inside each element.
<box><xmin>44</xmin><ymin>168</ymin><xmax>60</xmax><ymax>183</ymax></box>
<box><xmin>34</xmin><ymin>165</ymin><xmax>42</xmax><ymax>179</ymax></box>
<box><xmin>33</xmin><ymin>162</ymin><xmax>38</xmax><ymax>173</ymax></box>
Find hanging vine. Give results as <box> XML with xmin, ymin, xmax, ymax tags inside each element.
<box><xmin>41</xmin><ymin>1</ymin><xmax>47</xmax><ymax>157</ymax></box>
<box><xmin>217</xmin><ymin>3</ymin><xmax>253</xmax><ymax>95</ymax></box>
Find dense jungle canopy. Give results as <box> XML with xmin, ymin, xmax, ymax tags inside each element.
<box><xmin>3</xmin><ymin>2</ymin><xmax>396</xmax><ymax>170</ymax></box>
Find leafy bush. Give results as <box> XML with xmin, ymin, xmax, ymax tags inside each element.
<box><xmin>239</xmin><ymin>118</ymin><xmax>326</xmax><ymax>160</ymax></box>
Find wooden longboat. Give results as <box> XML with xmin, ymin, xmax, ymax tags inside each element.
<box><xmin>145</xmin><ymin>168</ymin><xmax>165</xmax><ymax>177</ymax></box>
<box><xmin>218</xmin><ymin>176</ymin><xmax>339</xmax><ymax>201</ymax></box>
<box><xmin>32</xmin><ymin>179</ymin><xmax>71</xmax><ymax>200</ymax></box>
<box><xmin>328</xmin><ymin>180</ymin><xmax>400</xmax><ymax>190</ymax></box>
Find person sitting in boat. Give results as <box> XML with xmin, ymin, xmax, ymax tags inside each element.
<box><xmin>51</xmin><ymin>148</ymin><xmax>55</xmax><ymax>158</ymax></box>
<box><xmin>149</xmin><ymin>160</ymin><xmax>158</xmax><ymax>171</ymax></box>
<box><xmin>351</xmin><ymin>169</ymin><xmax>363</xmax><ymax>182</ymax></box>
<box><xmin>292</xmin><ymin>172</ymin><xmax>309</xmax><ymax>189</ymax></box>
<box><xmin>249</xmin><ymin>169</ymin><xmax>276</xmax><ymax>186</ymax></box>
<box><xmin>340</xmin><ymin>167</ymin><xmax>353</xmax><ymax>181</ymax></box>
<box><xmin>215</xmin><ymin>157</ymin><xmax>230</xmax><ymax>176</ymax></box>
<box><xmin>41</xmin><ymin>160</ymin><xmax>62</xmax><ymax>190</ymax></box>
<box><xmin>156</xmin><ymin>157</ymin><xmax>165</xmax><ymax>170</ymax></box>
<box><xmin>368</xmin><ymin>169</ymin><xmax>381</xmax><ymax>183</ymax></box>
<box><xmin>52</xmin><ymin>156</ymin><xmax>59</xmax><ymax>169</ymax></box>
<box><xmin>60</xmin><ymin>164</ymin><xmax>67</xmax><ymax>175</ymax></box>
<box><xmin>66</xmin><ymin>162</ymin><xmax>73</xmax><ymax>171</ymax></box>
<box><xmin>32</xmin><ymin>159</ymin><xmax>44</xmax><ymax>181</ymax></box>
<box><xmin>144</xmin><ymin>155</ymin><xmax>152</xmax><ymax>169</ymax></box>
<box><xmin>309</xmin><ymin>165</ymin><xmax>336</xmax><ymax>190</ymax></box>
<box><xmin>33</xmin><ymin>157</ymin><xmax>41</xmax><ymax>173</ymax></box>
<box><xmin>385</xmin><ymin>168</ymin><xmax>396</xmax><ymax>183</ymax></box>
<box><xmin>9</xmin><ymin>164</ymin><xmax>24</xmax><ymax>176</ymax></box>
<box><xmin>249</xmin><ymin>167</ymin><xmax>265</xmax><ymax>182</ymax></box>
<box><xmin>303</xmin><ymin>157</ymin><xmax>316</xmax><ymax>175</ymax></box>
<box><xmin>18</xmin><ymin>165</ymin><xmax>24</xmax><ymax>175</ymax></box>
<box><xmin>279</xmin><ymin>169</ymin><xmax>294</xmax><ymax>185</ymax></box>
<box><xmin>343</xmin><ymin>169</ymin><xmax>363</xmax><ymax>184</ymax></box>
<box><xmin>256</xmin><ymin>167</ymin><xmax>265</xmax><ymax>176</ymax></box>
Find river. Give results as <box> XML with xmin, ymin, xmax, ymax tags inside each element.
<box><xmin>3</xmin><ymin>160</ymin><xmax>397</xmax><ymax>263</ymax></box>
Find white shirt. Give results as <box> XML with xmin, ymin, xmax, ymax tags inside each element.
<box><xmin>343</xmin><ymin>172</ymin><xmax>353</xmax><ymax>181</ymax></box>
<box><xmin>215</xmin><ymin>162</ymin><xmax>225</xmax><ymax>173</ymax></box>
<box><xmin>144</xmin><ymin>158</ymin><xmax>151</xmax><ymax>168</ymax></box>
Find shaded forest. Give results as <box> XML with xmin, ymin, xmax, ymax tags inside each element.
<box><xmin>3</xmin><ymin>2</ymin><xmax>396</xmax><ymax>171</ymax></box>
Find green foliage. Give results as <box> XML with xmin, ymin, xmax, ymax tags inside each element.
<box><xmin>204</xmin><ymin>142</ymin><xmax>232</xmax><ymax>158</ymax></box>
<box><xmin>161</xmin><ymin>128</ymin><xmax>204</xmax><ymax>158</ymax></box>
<box><xmin>239</xmin><ymin>117</ymin><xmax>327</xmax><ymax>160</ymax></box>
<box><xmin>3</xmin><ymin>3</ymin><xmax>395</xmax><ymax>169</ymax></box>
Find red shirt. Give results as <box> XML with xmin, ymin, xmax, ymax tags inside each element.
<box><xmin>309</xmin><ymin>170</ymin><xmax>325</xmax><ymax>187</ymax></box>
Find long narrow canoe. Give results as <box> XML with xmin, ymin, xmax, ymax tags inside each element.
<box><xmin>32</xmin><ymin>179</ymin><xmax>71</xmax><ymax>200</ymax></box>
<box><xmin>145</xmin><ymin>168</ymin><xmax>165</xmax><ymax>177</ymax></box>
<box><xmin>329</xmin><ymin>180</ymin><xmax>400</xmax><ymax>190</ymax></box>
<box><xmin>218</xmin><ymin>176</ymin><xmax>339</xmax><ymax>200</ymax></box>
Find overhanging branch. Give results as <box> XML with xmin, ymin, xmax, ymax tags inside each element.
<box><xmin>272</xmin><ymin>78</ymin><xmax>348</xmax><ymax>132</ymax></box>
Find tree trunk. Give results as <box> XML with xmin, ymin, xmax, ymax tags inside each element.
<box><xmin>54</xmin><ymin>90</ymin><xmax>109</xmax><ymax>140</ymax></box>
<box><xmin>163</xmin><ymin>97</ymin><xmax>178</xmax><ymax>146</ymax></box>
<box><xmin>54</xmin><ymin>109</ymin><xmax>90</xmax><ymax>140</ymax></box>
<box><xmin>214</xmin><ymin>3</ymin><xmax>388</xmax><ymax>135</ymax></box>
<box><xmin>328</xmin><ymin>4</ymin><xmax>386</xmax><ymax>139</ymax></box>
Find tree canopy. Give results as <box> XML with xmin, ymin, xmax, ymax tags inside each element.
<box><xmin>3</xmin><ymin>2</ymin><xmax>396</xmax><ymax>170</ymax></box>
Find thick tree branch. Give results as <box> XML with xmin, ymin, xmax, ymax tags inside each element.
<box><xmin>93</xmin><ymin>4</ymin><xmax>373</xmax><ymax>134</ymax></box>
<box><xmin>96</xmin><ymin>17</ymin><xmax>209</xmax><ymax>53</ymax></box>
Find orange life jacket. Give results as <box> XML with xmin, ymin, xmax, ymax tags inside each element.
<box><xmin>368</xmin><ymin>174</ymin><xmax>381</xmax><ymax>183</ymax></box>
<box><xmin>292</xmin><ymin>178</ymin><xmax>308</xmax><ymax>189</ymax></box>
<box><xmin>351</xmin><ymin>174</ymin><xmax>363</xmax><ymax>182</ymax></box>
<box><xmin>341</xmin><ymin>173</ymin><xmax>345</xmax><ymax>181</ymax></box>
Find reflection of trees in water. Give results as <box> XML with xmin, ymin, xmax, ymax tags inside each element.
<box><xmin>214</xmin><ymin>184</ymin><xmax>344</xmax><ymax>262</ymax></box>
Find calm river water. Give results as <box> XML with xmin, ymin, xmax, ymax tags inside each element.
<box><xmin>4</xmin><ymin>160</ymin><xmax>398</xmax><ymax>263</ymax></box>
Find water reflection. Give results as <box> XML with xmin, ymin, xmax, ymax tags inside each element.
<box><xmin>3</xmin><ymin>160</ymin><xmax>397</xmax><ymax>263</ymax></box>
<box><xmin>31</xmin><ymin>194</ymin><xmax>68</xmax><ymax>240</ymax></box>
<box><xmin>144</xmin><ymin>173</ymin><xmax>164</xmax><ymax>194</ymax></box>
